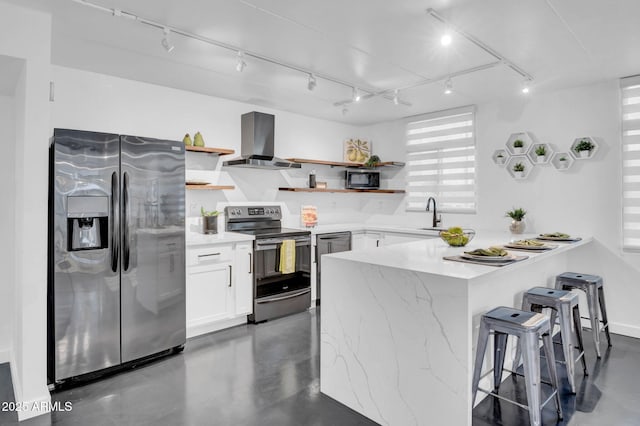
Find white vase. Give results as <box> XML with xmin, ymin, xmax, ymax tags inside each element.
<box><xmin>536</xmin><ymin>155</ymin><xmax>546</xmax><ymax>163</ymax></box>
<box><xmin>513</xmin><ymin>147</ymin><xmax>524</xmax><ymax>154</ymax></box>
<box><xmin>509</xmin><ymin>220</ymin><xmax>526</xmax><ymax>234</ymax></box>
<box><xmin>579</xmin><ymin>150</ymin><xmax>590</xmax><ymax>158</ymax></box>
<box><xmin>497</xmin><ymin>157</ymin><xmax>505</xmax><ymax>164</ymax></box>
<box><xmin>514</xmin><ymin>171</ymin><xmax>524</xmax><ymax>178</ymax></box>
<box><xmin>559</xmin><ymin>161</ymin><xmax>568</xmax><ymax>169</ymax></box>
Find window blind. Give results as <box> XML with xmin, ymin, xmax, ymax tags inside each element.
<box><xmin>405</xmin><ymin>105</ymin><xmax>476</xmax><ymax>213</ymax></box>
<box><xmin>622</xmin><ymin>75</ymin><xmax>640</xmax><ymax>251</ymax></box>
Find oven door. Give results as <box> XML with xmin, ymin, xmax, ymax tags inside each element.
<box><xmin>254</xmin><ymin>235</ymin><xmax>311</xmax><ymax>280</ymax></box>
<box><xmin>254</xmin><ymin>235</ymin><xmax>311</xmax><ymax>299</ymax></box>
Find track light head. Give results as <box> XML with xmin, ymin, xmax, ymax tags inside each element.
<box><xmin>352</xmin><ymin>87</ymin><xmax>361</xmax><ymax>102</ymax></box>
<box><xmin>161</xmin><ymin>27</ymin><xmax>174</xmax><ymax>53</ymax></box>
<box><xmin>307</xmin><ymin>74</ymin><xmax>317</xmax><ymax>91</ymax></box>
<box><xmin>444</xmin><ymin>78</ymin><xmax>453</xmax><ymax>95</ymax></box>
<box><xmin>236</xmin><ymin>51</ymin><xmax>247</xmax><ymax>72</ymax></box>
<box><xmin>342</xmin><ymin>107</ymin><xmax>349</xmax><ymax>116</ymax></box>
<box><xmin>440</xmin><ymin>33</ymin><xmax>452</xmax><ymax>46</ymax></box>
<box><xmin>521</xmin><ymin>79</ymin><xmax>531</xmax><ymax>94</ymax></box>
<box><xmin>393</xmin><ymin>89</ymin><xmax>399</xmax><ymax>105</ymax></box>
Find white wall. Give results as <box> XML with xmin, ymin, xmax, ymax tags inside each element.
<box><xmin>0</xmin><ymin>1</ymin><xmax>52</xmax><ymax>420</ymax></box>
<box><xmin>51</xmin><ymin>65</ymin><xmax>402</xmax><ymax>228</ymax></box>
<box><xmin>0</xmin><ymin>94</ymin><xmax>15</xmax><ymax>362</ymax></box>
<box><xmin>363</xmin><ymin>80</ymin><xmax>640</xmax><ymax>337</ymax></box>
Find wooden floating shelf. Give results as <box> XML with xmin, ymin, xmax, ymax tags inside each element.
<box><xmin>286</xmin><ymin>158</ymin><xmax>404</xmax><ymax>168</ymax></box>
<box><xmin>185</xmin><ymin>146</ymin><xmax>235</xmax><ymax>155</ymax></box>
<box><xmin>279</xmin><ymin>187</ymin><xmax>405</xmax><ymax>194</ymax></box>
<box><xmin>186</xmin><ymin>184</ymin><xmax>235</xmax><ymax>190</ymax></box>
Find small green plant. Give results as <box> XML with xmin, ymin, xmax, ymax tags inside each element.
<box><xmin>574</xmin><ymin>139</ymin><xmax>595</xmax><ymax>152</ymax></box>
<box><xmin>200</xmin><ymin>207</ymin><xmax>219</xmax><ymax>217</ymax></box>
<box><xmin>497</xmin><ymin>153</ymin><xmax>504</xmax><ymax>158</ymax></box>
<box><xmin>506</xmin><ymin>207</ymin><xmax>527</xmax><ymax>221</ymax></box>
<box><xmin>513</xmin><ymin>139</ymin><xmax>524</xmax><ymax>148</ymax></box>
<box><xmin>535</xmin><ymin>145</ymin><xmax>546</xmax><ymax>156</ymax></box>
<box><xmin>364</xmin><ymin>154</ymin><xmax>381</xmax><ymax>168</ymax></box>
<box><xmin>513</xmin><ymin>162</ymin><xmax>525</xmax><ymax>172</ymax></box>
<box><xmin>559</xmin><ymin>156</ymin><xmax>567</xmax><ymax>161</ymax></box>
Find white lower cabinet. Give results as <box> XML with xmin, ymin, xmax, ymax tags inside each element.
<box><xmin>186</xmin><ymin>242</ymin><xmax>254</xmax><ymax>338</ymax></box>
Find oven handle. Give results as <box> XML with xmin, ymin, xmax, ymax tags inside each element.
<box><xmin>256</xmin><ymin>288</ymin><xmax>310</xmax><ymax>304</ymax></box>
<box><xmin>255</xmin><ymin>240</ymin><xmax>311</xmax><ymax>251</ymax></box>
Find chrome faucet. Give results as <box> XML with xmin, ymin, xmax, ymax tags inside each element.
<box><xmin>426</xmin><ymin>196</ymin><xmax>441</xmax><ymax>228</ymax></box>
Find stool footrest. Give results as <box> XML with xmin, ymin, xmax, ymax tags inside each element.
<box><xmin>477</xmin><ymin>386</ymin><xmax>559</xmax><ymax>412</ymax></box>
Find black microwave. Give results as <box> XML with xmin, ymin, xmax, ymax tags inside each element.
<box><xmin>345</xmin><ymin>169</ymin><xmax>380</xmax><ymax>189</ymax></box>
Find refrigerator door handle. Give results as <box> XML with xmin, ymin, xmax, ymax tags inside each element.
<box><xmin>110</xmin><ymin>171</ymin><xmax>119</xmax><ymax>273</ymax></box>
<box><xmin>122</xmin><ymin>171</ymin><xmax>130</xmax><ymax>272</ymax></box>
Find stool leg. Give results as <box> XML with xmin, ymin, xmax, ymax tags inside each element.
<box><xmin>598</xmin><ymin>286</ymin><xmax>613</xmax><ymax>348</ymax></box>
<box><xmin>472</xmin><ymin>320</ymin><xmax>490</xmax><ymax>406</ymax></box>
<box><xmin>521</xmin><ymin>331</ymin><xmax>543</xmax><ymax>426</ymax></box>
<box><xmin>586</xmin><ymin>285</ymin><xmax>602</xmax><ymax>358</ymax></box>
<box><xmin>513</xmin><ymin>298</ymin><xmax>533</xmax><ymax>370</ymax></box>
<box><xmin>493</xmin><ymin>331</ymin><xmax>508</xmax><ymax>393</ymax></box>
<box><xmin>573</xmin><ymin>305</ymin><xmax>588</xmax><ymax>376</ymax></box>
<box><xmin>558</xmin><ymin>303</ymin><xmax>576</xmax><ymax>393</ymax></box>
<box><xmin>542</xmin><ymin>332</ymin><xmax>564</xmax><ymax>420</ymax></box>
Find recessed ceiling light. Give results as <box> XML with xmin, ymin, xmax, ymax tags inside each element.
<box><xmin>440</xmin><ymin>33</ymin><xmax>452</xmax><ymax>46</ymax></box>
<box><xmin>352</xmin><ymin>87</ymin><xmax>361</xmax><ymax>102</ymax></box>
<box><xmin>307</xmin><ymin>74</ymin><xmax>317</xmax><ymax>91</ymax></box>
<box><xmin>444</xmin><ymin>78</ymin><xmax>453</xmax><ymax>95</ymax></box>
<box><xmin>236</xmin><ymin>51</ymin><xmax>246</xmax><ymax>72</ymax></box>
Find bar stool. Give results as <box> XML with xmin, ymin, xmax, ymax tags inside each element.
<box><xmin>555</xmin><ymin>272</ymin><xmax>612</xmax><ymax>358</ymax></box>
<box><xmin>514</xmin><ymin>287</ymin><xmax>588</xmax><ymax>393</ymax></box>
<box><xmin>472</xmin><ymin>306</ymin><xmax>563</xmax><ymax>426</ymax></box>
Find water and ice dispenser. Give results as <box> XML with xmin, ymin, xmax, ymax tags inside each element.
<box><xmin>67</xmin><ymin>196</ymin><xmax>109</xmax><ymax>251</ymax></box>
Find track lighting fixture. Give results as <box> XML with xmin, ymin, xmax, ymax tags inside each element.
<box><xmin>236</xmin><ymin>51</ymin><xmax>247</xmax><ymax>72</ymax></box>
<box><xmin>161</xmin><ymin>27</ymin><xmax>174</xmax><ymax>53</ymax></box>
<box><xmin>521</xmin><ymin>80</ymin><xmax>531</xmax><ymax>94</ymax></box>
<box><xmin>352</xmin><ymin>87</ymin><xmax>361</xmax><ymax>102</ymax></box>
<box><xmin>342</xmin><ymin>107</ymin><xmax>349</xmax><ymax>116</ymax></box>
<box><xmin>444</xmin><ymin>78</ymin><xmax>453</xmax><ymax>95</ymax></box>
<box><xmin>307</xmin><ymin>74</ymin><xmax>317</xmax><ymax>91</ymax></box>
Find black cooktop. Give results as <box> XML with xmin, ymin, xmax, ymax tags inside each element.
<box><xmin>238</xmin><ymin>227</ymin><xmax>310</xmax><ymax>238</ymax></box>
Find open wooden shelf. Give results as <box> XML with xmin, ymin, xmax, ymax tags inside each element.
<box><xmin>279</xmin><ymin>187</ymin><xmax>405</xmax><ymax>194</ymax></box>
<box><xmin>186</xmin><ymin>146</ymin><xmax>235</xmax><ymax>155</ymax></box>
<box><xmin>186</xmin><ymin>184</ymin><xmax>235</xmax><ymax>190</ymax></box>
<box><xmin>286</xmin><ymin>158</ymin><xmax>404</xmax><ymax>168</ymax></box>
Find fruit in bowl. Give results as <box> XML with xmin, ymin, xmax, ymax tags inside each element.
<box><xmin>439</xmin><ymin>227</ymin><xmax>475</xmax><ymax>247</ymax></box>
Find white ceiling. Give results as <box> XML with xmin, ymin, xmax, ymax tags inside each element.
<box><xmin>7</xmin><ymin>0</ymin><xmax>640</xmax><ymax>124</ymax></box>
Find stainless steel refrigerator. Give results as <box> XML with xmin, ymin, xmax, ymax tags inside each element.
<box><xmin>48</xmin><ymin>128</ymin><xmax>186</xmax><ymax>386</ymax></box>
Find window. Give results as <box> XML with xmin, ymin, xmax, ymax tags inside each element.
<box><xmin>622</xmin><ymin>76</ymin><xmax>640</xmax><ymax>251</ymax></box>
<box><xmin>405</xmin><ymin>105</ymin><xmax>476</xmax><ymax>213</ymax></box>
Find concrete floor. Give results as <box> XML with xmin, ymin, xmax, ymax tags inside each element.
<box><xmin>1</xmin><ymin>309</ymin><xmax>639</xmax><ymax>425</ymax></box>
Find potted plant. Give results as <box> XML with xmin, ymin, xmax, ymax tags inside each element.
<box><xmin>506</xmin><ymin>207</ymin><xmax>527</xmax><ymax>234</ymax></box>
<box><xmin>558</xmin><ymin>156</ymin><xmax>569</xmax><ymax>169</ymax></box>
<box><xmin>534</xmin><ymin>145</ymin><xmax>547</xmax><ymax>163</ymax></box>
<box><xmin>513</xmin><ymin>139</ymin><xmax>525</xmax><ymax>154</ymax></box>
<box><xmin>513</xmin><ymin>162</ymin><xmax>525</xmax><ymax>178</ymax></box>
<box><xmin>574</xmin><ymin>138</ymin><xmax>595</xmax><ymax>158</ymax></box>
<box><xmin>496</xmin><ymin>153</ymin><xmax>505</xmax><ymax>164</ymax></box>
<box><xmin>201</xmin><ymin>207</ymin><xmax>219</xmax><ymax>234</ymax></box>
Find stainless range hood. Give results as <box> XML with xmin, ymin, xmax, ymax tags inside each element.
<box><xmin>223</xmin><ymin>111</ymin><xmax>301</xmax><ymax>169</ymax></box>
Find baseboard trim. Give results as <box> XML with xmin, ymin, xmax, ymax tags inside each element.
<box><xmin>7</xmin><ymin>351</ymin><xmax>52</xmax><ymax>422</ymax></box>
<box><xmin>610</xmin><ymin>322</ymin><xmax>640</xmax><ymax>339</ymax></box>
<box><xmin>187</xmin><ymin>316</ymin><xmax>248</xmax><ymax>339</ymax></box>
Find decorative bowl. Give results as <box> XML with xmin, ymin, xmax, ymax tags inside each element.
<box><xmin>439</xmin><ymin>229</ymin><xmax>476</xmax><ymax>247</ymax></box>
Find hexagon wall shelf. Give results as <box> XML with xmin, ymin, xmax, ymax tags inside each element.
<box><xmin>506</xmin><ymin>156</ymin><xmax>534</xmax><ymax>180</ymax></box>
<box><xmin>492</xmin><ymin>149</ymin><xmax>510</xmax><ymax>167</ymax></box>
<box><xmin>506</xmin><ymin>132</ymin><xmax>535</xmax><ymax>156</ymax></box>
<box><xmin>551</xmin><ymin>152</ymin><xmax>574</xmax><ymax>171</ymax></box>
<box><xmin>527</xmin><ymin>143</ymin><xmax>554</xmax><ymax>165</ymax></box>
<box><xmin>570</xmin><ymin>137</ymin><xmax>599</xmax><ymax>160</ymax></box>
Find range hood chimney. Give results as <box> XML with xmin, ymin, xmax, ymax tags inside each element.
<box><xmin>223</xmin><ymin>112</ymin><xmax>301</xmax><ymax>169</ymax></box>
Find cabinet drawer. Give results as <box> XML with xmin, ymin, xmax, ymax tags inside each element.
<box><xmin>188</xmin><ymin>245</ymin><xmax>233</xmax><ymax>266</ymax></box>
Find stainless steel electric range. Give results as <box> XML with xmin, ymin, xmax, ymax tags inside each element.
<box><xmin>225</xmin><ymin>205</ymin><xmax>311</xmax><ymax>322</ymax></box>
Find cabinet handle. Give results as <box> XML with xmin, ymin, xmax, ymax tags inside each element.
<box><xmin>228</xmin><ymin>264</ymin><xmax>233</xmax><ymax>287</ymax></box>
<box><xmin>198</xmin><ymin>252</ymin><xmax>221</xmax><ymax>258</ymax></box>
<box><xmin>248</xmin><ymin>252</ymin><xmax>252</xmax><ymax>274</ymax></box>
<box><xmin>376</xmin><ymin>239</ymin><xmax>379</xmax><ymax>247</ymax></box>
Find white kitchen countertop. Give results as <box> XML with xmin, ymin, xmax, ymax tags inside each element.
<box><xmin>186</xmin><ymin>231</ymin><xmax>254</xmax><ymax>246</ymax></box>
<box><xmin>292</xmin><ymin>222</ymin><xmax>443</xmax><ymax>237</ymax></box>
<box><xmin>324</xmin><ymin>230</ymin><xmax>592</xmax><ymax>280</ymax></box>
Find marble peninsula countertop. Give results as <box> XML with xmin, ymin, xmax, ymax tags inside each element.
<box><xmin>324</xmin><ymin>230</ymin><xmax>592</xmax><ymax>280</ymax></box>
<box><xmin>291</xmin><ymin>223</ymin><xmax>443</xmax><ymax>237</ymax></box>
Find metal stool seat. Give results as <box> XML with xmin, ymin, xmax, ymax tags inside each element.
<box><xmin>555</xmin><ymin>272</ymin><xmax>612</xmax><ymax>358</ymax></box>
<box><xmin>515</xmin><ymin>287</ymin><xmax>588</xmax><ymax>393</ymax></box>
<box><xmin>472</xmin><ymin>306</ymin><xmax>563</xmax><ymax>426</ymax></box>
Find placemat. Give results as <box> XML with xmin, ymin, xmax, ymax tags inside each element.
<box><xmin>443</xmin><ymin>254</ymin><xmax>529</xmax><ymax>267</ymax></box>
<box><xmin>535</xmin><ymin>237</ymin><xmax>582</xmax><ymax>243</ymax></box>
